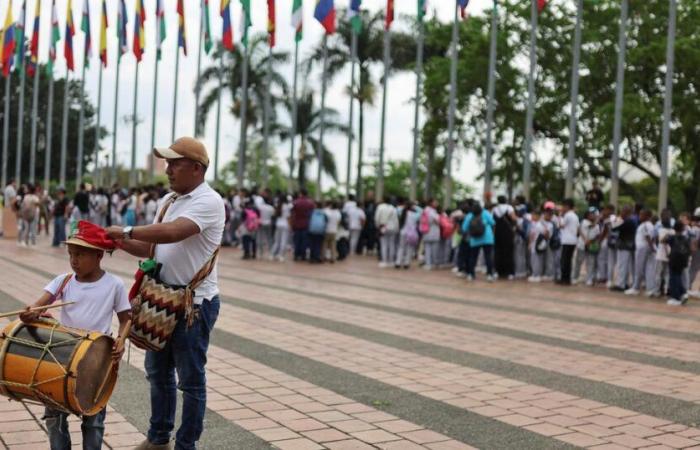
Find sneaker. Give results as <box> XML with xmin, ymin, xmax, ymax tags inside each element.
<box><xmin>528</xmin><ymin>276</ymin><xmax>541</xmax><ymax>283</ymax></box>
<box><xmin>606</xmin><ymin>280</ymin><xmax>613</xmax><ymax>289</ymax></box>
<box><xmin>624</xmin><ymin>288</ymin><xmax>640</xmax><ymax>295</ymax></box>
<box><xmin>645</xmin><ymin>291</ymin><xmax>658</xmax><ymax>298</ymax></box>
<box><xmin>422</xmin><ymin>265</ymin><xmax>433</xmax><ymax>271</ymax></box>
<box><xmin>451</xmin><ymin>267</ymin><xmax>460</xmax><ymax>273</ymax></box>
<box><xmin>466</xmin><ymin>275</ymin><xmax>474</xmax><ymax>282</ymax></box>
<box><xmin>609</xmin><ymin>286</ymin><xmax>625</xmax><ymax>292</ymax></box>
<box><xmin>667</xmin><ymin>298</ymin><xmax>684</xmax><ymax>306</ymax></box>
<box><xmin>454</xmin><ymin>271</ymin><xmax>466</xmax><ymax>278</ymax></box>
<box><xmin>378</xmin><ymin>262</ymin><xmax>388</xmax><ymax>268</ymax></box>
<box><xmin>134</xmin><ymin>440</ymin><xmax>173</xmax><ymax>450</ymax></box>
<box><xmin>507</xmin><ymin>275</ymin><xmax>515</xmax><ymax>281</ymax></box>
<box><xmin>486</xmin><ymin>275</ymin><xmax>495</xmax><ymax>282</ymax></box>
<box><xmin>585</xmin><ymin>280</ymin><xmax>594</xmax><ymax>287</ymax></box>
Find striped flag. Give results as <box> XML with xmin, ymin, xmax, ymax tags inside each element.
<box><xmin>28</xmin><ymin>0</ymin><xmax>40</xmax><ymax>77</ymax></box>
<box><xmin>458</xmin><ymin>0</ymin><xmax>469</xmax><ymax>19</ymax></box>
<box><xmin>99</xmin><ymin>0</ymin><xmax>107</xmax><ymax>67</ymax></box>
<box><xmin>46</xmin><ymin>0</ymin><xmax>59</xmax><ymax>76</ymax></box>
<box><xmin>220</xmin><ymin>0</ymin><xmax>233</xmax><ymax>51</ymax></box>
<box><xmin>156</xmin><ymin>0</ymin><xmax>165</xmax><ymax>59</ymax></box>
<box><xmin>0</xmin><ymin>0</ymin><xmax>15</xmax><ymax>77</ymax></box>
<box><xmin>81</xmin><ymin>0</ymin><xmax>92</xmax><ymax>68</ymax></box>
<box><xmin>203</xmin><ymin>0</ymin><xmax>212</xmax><ymax>53</ymax></box>
<box><xmin>418</xmin><ymin>0</ymin><xmax>427</xmax><ymax>22</ymax></box>
<box><xmin>292</xmin><ymin>0</ymin><xmax>302</xmax><ymax>42</ymax></box>
<box><xmin>177</xmin><ymin>0</ymin><xmax>187</xmax><ymax>55</ymax></box>
<box><xmin>314</xmin><ymin>0</ymin><xmax>335</xmax><ymax>35</ymax></box>
<box><xmin>117</xmin><ymin>0</ymin><xmax>128</xmax><ymax>59</ymax></box>
<box><xmin>240</xmin><ymin>0</ymin><xmax>251</xmax><ymax>47</ymax></box>
<box><xmin>385</xmin><ymin>0</ymin><xmax>393</xmax><ymax>30</ymax></box>
<box><xmin>15</xmin><ymin>0</ymin><xmax>26</xmax><ymax>70</ymax></box>
<box><xmin>267</xmin><ymin>0</ymin><xmax>275</xmax><ymax>48</ymax></box>
<box><xmin>349</xmin><ymin>0</ymin><xmax>361</xmax><ymax>34</ymax></box>
<box><xmin>65</xmin><ymin>0</ymin><xmax>75</xmax><ymax>71</ymax></box>
<box><xmin>133</xmin><ymin>0</ymin><xmax>145</xmax><ymax>62</ymax></box>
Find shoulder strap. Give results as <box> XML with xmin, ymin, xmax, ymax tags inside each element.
<box><xmin>49</xmin><ymin>274</ymin><xmax>73</xmax><ymax>305</ymax></box>
<box><xmin>148</xmin><ymin>195</ymin><xmax>179</xmax><ymax>259</ymax></box>
<box><xmin>183</xmin><ymin>246</ymin><xmax>221</xmax><ymax>327</ymax></box>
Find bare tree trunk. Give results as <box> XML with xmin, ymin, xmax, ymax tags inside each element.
<box><xmin>356</xmin><ymin>100</ymin><xmax>365</xmax><ymax>200</ymax></box>
<box><xmin>298</xmin><ymin>138</ymin><xmax>307</xmax><ymax>189</ymax></box>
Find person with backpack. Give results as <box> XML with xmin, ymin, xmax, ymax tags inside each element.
<box><xmin>375</xmin><ymin>197</ymin><xmax>400</xmax><ymax>268</ymax></box>
<box><xmin>323</xmin><ymin>200</ymin><xmax>342</xmax><ymax>263</ymax></box>
<box><xmin>557</xmin><ymin>199</ymin><xmax>579</xmax><ymax>285</ymax></box>
<box><xmin>308</xmin><ymin>202</ymin><xmax>327</xmax><ymax>263</ymax></box>
<box><xmin>626</xmin><ymin>209</ymin><xmax>656</xmax><ymax>295</ymax></box>
<box><xmin>514</xmin><ymin>205</ymin><xmax>530</xmax><ymax>279</ymax></box>
<box><xmin>271</xmin><ymin>194</ymin><xmax>292</xmax><ymax>261</ymax></box>
<box><xmin>290</xmin><ymin>189</ymin><xmax>315</xmax><ymax>261</ymax></box>
<box><xmin>51</xmin><ymin>188</ymin><xmax>70</xmax><ymax>247</ymax></box>
<box><xmin>598</xmin><ymin>204</ymin><xmax>615</xmax><ymax>286</ymax></box>
<box><xmin>666</xmin><ymin>220</ymin><xmax>691</xmax><ymax>305</ymax></box>
<box><xmin>420</xmin><ymin>199</ymin><xmax>441</xmax><ymax>270</ymax></box>
<box><xmin>461</xmin><ymin>202</ymin><xmax>496</xmax><ymax>281</ymax></box>
<box><xmin>492</xmin><ymin>195</ymin><xmax>517</xmax><ymax>280</ymax></box>
<box><xmin>611</xmin><ymin>205</ymin><xmax>636</xmax><ymax>291</ymax></box>
<box><xmin>529</xmin><ymin>208</ymin><xmax>556</xmax><ymax>282</ymax></box>
<box><xmin>239</xmin><ymin>200</ymin><xmax>260</xmax><ymax>259</ymax></box>
<box><xmin>19</xmin><ymin>184</ymin><xmax>40</xmax><ymax>246</ymax></box>
<box><xmin>396</xmin><ymin>202</ymin><xmax>419</xmax><ymax>269</ymax></box>
<box><xmin>347</xmin><ymin>201</ymin><xmax>366</xmax><ymax>255</ymax></box>
<box><xmin>649</xmin><ymin>210</ymin><xmax>674</xmax><ymax>297</ymax></box>
<box><xmin>256</xmin><ymin>198</ymin><xmax>275</xmax><ymax>259</ymax></box>
<box><xmin>542</xmin><ymin>202</ymin><xmax>561</xmax><ymax>281</ymax></box>
<box><xmin>580</xmin><ymin>207</ymin><xmax>601</xmax><ymax>286</ymax></box>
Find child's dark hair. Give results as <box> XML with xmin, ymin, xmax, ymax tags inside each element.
<box><xmin>674</xmin><ymin>220</ymin><xmax>685</xmax><ymax>233</ymax></box>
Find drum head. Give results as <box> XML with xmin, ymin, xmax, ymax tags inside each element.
<box><xmin>75</xmin><ymin>336</ymin><xmax>116</xmax><ymax>415</ymax></box>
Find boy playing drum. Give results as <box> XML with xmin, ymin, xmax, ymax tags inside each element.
<box><xmin>19</xmin><ymin>221</ymin><xmax>131</xmax><ymax>450</ymax></box>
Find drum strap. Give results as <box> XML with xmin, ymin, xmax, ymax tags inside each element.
<box><xmin>49</xmin><ymin>274</ymin><xmax>73</xmax><ymax>305</ymax></box>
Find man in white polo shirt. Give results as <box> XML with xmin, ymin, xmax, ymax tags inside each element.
<box><xmin>107</xmin><ymin>137</ymin><xmax>224</xmax><ymax>450</ymax></box>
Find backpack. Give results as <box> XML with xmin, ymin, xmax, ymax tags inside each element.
<box><xmin>468</xmin><ymin>213</ymin><xmax>485</xmax><ymax>238</ymax></box>
<box><xmin>309</xmin><ymin>209</ymin><xmax>328</xmax><ymax>235</ymax></box>
<box><xmin>535</xmin><ymin>234</ymin><xmax>549</xmax><ymax>254</ymax></box>
<box><xmin>440</xmin><ymin>215</ymin><xmax>455</xmax><ymax>239</ymax></box>
<box><xmin>405</xmin><ymin>225</ymin><xmax>419</xmax><ymax>246</ymax></box>
<box><xmin>244</xmin><ymin>208</ymin><xmax>260</xmax><ymax>232</ymax></box>
<box><xmin>669</xmin><ymin>235</ymin><xmax>691</xmax><ymax>272</ymax></box>
<box><xmin>549</xmin><ymin>225</ymin><xmax>562</xmax><ymax>250</ymax></box>
<box><xmin>20</xmin><ymin>196</ymin><xmax>37</xmax><ymax>221</ymax></box>
<box><xmin>419</xmin><ymin>210</ymin><xmax>430</xmax><ymax>234</ymax></box>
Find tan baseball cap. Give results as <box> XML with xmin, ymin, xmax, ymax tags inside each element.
<box><xmin>153</xmin><ymin>137</ymin><xmax>209</xmax><ymax>167</ymax></box>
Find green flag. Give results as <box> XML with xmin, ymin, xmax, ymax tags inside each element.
<box><xmin>203</xmin><ymin>0</ymin><xmax>212</xmax><ymax>53</ymax></box>
<box><xmin>47</xmin><ymin>1</ymin><xmax>61</xmax><ymax>76</ymax></box>
<box><xmin>240</xmin><ymin>0</ymin><xmax>251</xmax><ymax>47</ymax></box>
<box><xmin>292</xmin><ymin>0</ymin><xmax>302</xmax><ymax>42</ymax></box>
<box><xmin>418</xmin><ymin>0</ymin><xmax>426</xmax><ymax>22</ymax></box>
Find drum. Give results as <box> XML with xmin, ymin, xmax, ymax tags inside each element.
<box><xmin>0</xmin><ymin>319</ymin><xmax>117</xmax><ymax>416</ymax></box>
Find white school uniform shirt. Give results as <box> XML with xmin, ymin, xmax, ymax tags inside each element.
<box><xmin>44</xmin><ymin>273</ymin><xmax>131</xmax><ymax>335</ymax></box>
<box><xmin>153</xmin><ymin>182</ymin><xmax>225</xmax><ymax>305</ymax></box>
<box><xmin>561</xmin><ymin>210</ymin><xmax>580</xmax><ymax>245</ymax></box>
<box><xmin>275</xmin><ymin>203</ymin><xmax>292</xmax><ymax>229</ymax></box>
<box><xmin>635</xmin><ymin>221</ymin><xmax>655</xmax><ymax>250</ymax></box>
<box><xmin>258</xmin><ymin>203</ymin><xmax>275</xmax><ymax>226</ymax></box>
<box><xmin>348</xmin><ymin>206</ymin><xmax>366</xmax><ymax>231</ymax></box>
<box><xmin>580</xmin><ymin>219</ymin><xmax>600</xmax><ymax>243</ymax></box>
<box><xmin>528</xmin><ymin>221</ymin><xmax>545</xmax><ymax>252</ymax></box>
<box><xmin>324</xmin><ymin>208</ymin><xmax>342</xmax><ymax>234</ymax></box>
<box><xmin>655</xmin><ymin>227</ymin><xmax>674</xmax><ymax>261</ymax></box>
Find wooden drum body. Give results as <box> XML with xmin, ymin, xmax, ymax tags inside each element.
<box><xmin>0</xmin><ymin>319</ymin><xmax>117</xmax><ymax>416</ymax></box>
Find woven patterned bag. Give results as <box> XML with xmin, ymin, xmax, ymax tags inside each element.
<box><xmin>129</xmin><ymin>195</ymin><xmax>220</xmax><ymax>351</ymax></box>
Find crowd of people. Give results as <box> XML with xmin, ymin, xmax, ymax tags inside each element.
<box><xmin>3</xmin><ymin>179</ymin><xmax>699</xmax><ymax>307</ymax></box>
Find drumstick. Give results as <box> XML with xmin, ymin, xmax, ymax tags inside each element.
<box><xmin>0</xmin><ymin>301</ymin><xmax>75</xmax><ymax>319</ymax></box>
<box><xmin>93</xmin><ymin>320</ymin><xmax>131</xmax><ymax>403</ymax></box>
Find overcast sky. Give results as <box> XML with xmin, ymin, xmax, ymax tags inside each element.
<box><xmin>22</xmin><ymin>0</ymin><xmax>493</xmax><ymax>191</ymax></box>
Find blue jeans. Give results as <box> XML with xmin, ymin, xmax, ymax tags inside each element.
<box><xmin>468</xmin><ymin>244</ymin><xmax>494</xmax><ymax>277</ymax></box>
<box><xmin>242</xmin><ymin>235</ymin><xmax>256</xmax><ymax>258</ymax></box>
<box><xmin>44</xmin><ymin>407</ymin><xmax>106</xmax><ymax>450</ymax></box>
<box><xmin>293</xmin><ymin>230</ymin><xmax>309</xmax><ymax>260</ymax></box>
<box><xmin>669</xmin><ymin>270</ymin><xmax>686</xmax><ymax>301</ymax></box>
<box><xmin>145</xmin><ymin>296</ymin><xmax>220</xmax><ymax>450</ymax></box>
<box><xmin>52</xmin><ymin>216</ymin><xmax>66</xmax><ymax>247</ymax></box>
<box><xmin>308</xmin><ymin>233</ymin><xmax>324</xmax><ymax>262</ymax></box>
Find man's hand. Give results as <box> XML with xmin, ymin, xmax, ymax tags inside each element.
<box><xmin>105</xmin><ymin>226</ymin><xmax>124</xmax><ymax>241</ymax></box>
<box><xmin>112</xmin><ymin>339</ymin><xmax>125</xmax><ymax>363</ymax></box>
<box><xmin>19</xmin><ymin>306</ymin><xmax>40</xmax><ymax>323</ymax></box>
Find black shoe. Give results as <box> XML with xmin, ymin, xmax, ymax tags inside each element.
<box><xmin>610</xmin><ymin>286</ymin><xmax>625</xmax><ymax>292</ymax></box>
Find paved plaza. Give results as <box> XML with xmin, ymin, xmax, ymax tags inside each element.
<box><xmin>0</xmin><ymin>238</ymin><xmax>699</xmax><ymax>449</ymax></box>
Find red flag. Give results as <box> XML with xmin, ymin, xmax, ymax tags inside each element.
<box><xmin>267</xmin><ymin>0</ymin><xmax>275</xmax><ymax>48</ymax></box>
<box><xmin>538</xmin><ymin>0</ymin><xmax>547</xmax><ymax>12</ymax></box>
<box><xmin>385</xmin><ymin>0</ymin><xmax>394</xmax><ymax>30</ymax></box>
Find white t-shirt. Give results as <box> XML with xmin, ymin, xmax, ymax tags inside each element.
<box><xmin>275</xmin><ymin>203</ymin><xmax>292</xmax><ymax>229</ymax></box>
<box><xmin>492</xmin><ymin>204</ymin><xmax>514</xmax><ymax>219</ymax></box>
<box><xmin>635</xmin><ymin>221</ymin><xmax>654</xmax><ymax>250</ymax></box>
<box><xmin>529</xmin><ymin>221</ymin><xmax>545</xmax><ymax>252</ymax></box>
<box><xmin>423</xmin><ymin>206</ymin><xmax>440</xmax><ymax>242</ymax></box>
<box><xmin>656</xmin><ymin>227</ymin><xmax>674</xmax><ymax>261</ymax></box>
<box><xmin>258</xmin><ymin>203</ymin><xmax>275</xmax><ymax>226</ymax></box>
<box><xmin>324</xmin><ymin>208</ymin><xmax>342</xmax><ymax>234</ymax></box>
<box><xmin>347</xmin><ymin>206</ymin><xmax>366</xmax><ymax>231</ymax></box>
<box><xmin>561</xmin><ymin>210</ymin><xmax>580</xmax><ymax>245</ymax></box>
<box><xmin>144</xmin><ymin>199</ymin><xmax>158</xmax><ymax>224</ymax></box>
<box><xmin>580</xmin><ymin>219</ymin><xmax>600</xmax><ymax>242</ymax></box>
<box><xmin>153</xmin><ymin>182</ymin><xmax>225</xmax><ymax>305</ymax></box>
<box><xmin>44</xmin><ymin>273</ymin><xmax>131</xmax><ymax>335</ymax></box>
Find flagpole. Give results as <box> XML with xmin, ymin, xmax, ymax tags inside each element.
<box><xmin>150</xmin><ymin>56</ymin><xmax>159</xmax><ymax>182</ymax></box>
<box><xmin>410</xmin><ymin>12</ymin><xmax>423</xmax><ymax>203</ymax></box>
<box><xmin>565</xmin><ymin>0</ymin><xmax>583</xmax><ymax>199</ymax></box>
<box><xmin>15</xmin><ymin>63</ymin><xmax>26</xmax><ymax>184</ymax></box>
<box><xmin>76</xmin><ymin>59</ymin><xmax>86</xmax><ymax>187</ymax></box>
<box><xmin>44</xmin><ymin>74</ymin><xmax>54</xmax><ymax>188</ymax></box>
<box><xmin>658</xmin><ymin>0</ymin><xmax>676</xmax><ymax>212</ymax></box>
<box><xmin>315</xmin><ymin>34</ymin><xmax>328</xmax><ymax>200</ymax></box>
<box><xmin>171</xmin><ymin>49</ymin><xmax>180</xmax><ymax>143</ymax></box>
<box><xmin>130</xmin><ymin>63</ymin><xmax>139</xmax><ymax>187</ymax></box>
<box><xmin>444</xmin><ymin>3</ymin><xmax>458</xmax><ymax>209</ymax></box>
<box><xmin>346</xmin><ymin>31</ymin><xmax>357</xmax><ymax>198</ymax></box>
<box><xmin>194</xmin><ymin>0</ymin><xmax>204</xmax><ymax>135</ymax></box>
<box><xmin>0</xmin><ymin>74</ymin><xmax>9</xmax><ymax>189</ymax></box>
<box><xmin>610</xmin><ymin>0</ymin><xmax>628</xmax><ymax>207</ymax></box>
<box><xmin>262</xmin><ymin>45</ymin><xmax>272</xmax><ymax>189</ymax></box>
<box><xmin>484</xmin><ymin>0</ymin><xmax>498</xmax><ymax>200</ymax></box>
<box><xmin>94</xmin><ymin>63</ymin><xmax>103</xmax><ymax>184</ymax></box>
<box><xmin>237</xmin><ymin>44</ymin><xmax>249</xmax><ymax>188</ymax></box>
<box><xmin>28</xmin><ymin>70</ymin><xmax>39</xmax><ymax>184</ymax></box>
<box><xmin>289</xmin><ymin>39</ymin><xmax>299</xmax><ymax>190</ymax></box>
<box><xmin>214</xmin><ymin>48</ymin><xmax>223</xmax><ymax>183</ymax></box>
<box><xmin>111</xmin><ymin>59</ymin><xmax>120</xmax><ymax>184</ymax></box>
<box><xmin>59</xmin><ymin>67</ymin><xmax>69</xmax><ymax>187</ymax></box>
<box><xmin>376</xmin><ymin>25</ymin><xmax>390</xmax><ymax>203</ymax></box>
<box><xmin>522</xmin><ymin>0</ymin><xmax>538</xmax><ymax>201</ymax></box>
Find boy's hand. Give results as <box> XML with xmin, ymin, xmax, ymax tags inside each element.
<box><xmin>19</xmin><ymin>307</ymin><xmax>40</xmax><ymax>323</ymax></box>
<box><xmin>112</xmin><ymin>339</ymin><xmax>125</xmax><ymax>363</ymax></box>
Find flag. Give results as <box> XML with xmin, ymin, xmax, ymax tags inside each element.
<box><xmin>99</xmin><ymin>0</ymin><xmax>107</xmax><ymax>67</ymax></box>
<box><xmin>133</xmin><ymin>0</ymin><xmax>145</xmax><ymax>61</ymax></box>
<box><xmin>267</xmin><ymin>0</ymin><xmax>275</xmax><ymax>47</ymax></box>
<box><xmin>117</xmin><ymin>0</ymin><xmax>128</xmax><ymax>59</ymax></box>
<box><xmin>349</xmin><ymin>0</ymin><xmax>361</xmax><ymax>34</ymax></box>
<box><xmin>156</xmin><ymin>0</ymin><xmax>165</xmax><ymax>59</ymax></box>
<box><xmin>385</xmin><ymin>0</ymin><xmax>393</xmax><ymax>30</ymax></box>
<box><xmin>46</xmin><ymin>0</ymin><xmax>60</xmax><ymax>76</ymax></box>
<box><xmin>314</xmin><ymin>0</ymin><xmax>335</xmax><ymax>35</ymax></box>
<box><xmin>418</xmin><ymin>0</ymin><xmax>427</xmax><ymax>22</ymax></box>
<box><xmin>15</xmin><ymin>0</ymin><xmax>26</xmax><ymax>70</ymax></box>
<box><xmin>292</xmin><ymin>0</ymin><xmax>302</xmax><ymax>42</ymax></box>
<box><xmin>81</xmin><ymin>0</ymin><xmax>92</xmax><ymax>68</ymax></box>
<box><xmin>177</xmin><ymin>0</ymin><xmax>187</xmax><ymax>55</ymax></box>
<box><xmin>538</xmin><ymin>0</ymin><xmax>547</xmax><ymax>12</ymax></box>
<box><xmin>202</xmin><ymin>0</ymin><xmax>212</xmax><ymax>53</ymax></box>
<box><xmin>65</xmin><ymin>0</ymin><xmax>75</xmax><ymax>71</ymax></box>
<box><xmin>240</xmin><ymin>0</ymin><xmax>251</xmax><ymax>47</ymax></box>
<box><xmin>220</xmin><ymin>0</ymin><xmax>233</xmax><ymax>50</ymax></box>
<box><xmin>0</xmin><ymin>0</ymin><xmax>15</xmax><ymax>77</ymax></box>
<box><xmin>458</xmin><ymin>0</ymin><xmax>469</xmax><ymax>19</ymax></box>
<box><xmin>28</xmin><ymin>0</ymin><xmax>40</xmax><ymax>77</ymax></box>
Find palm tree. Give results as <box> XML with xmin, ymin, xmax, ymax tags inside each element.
<box><xmin>195</xmin><ymin>34</ymin><xmax>289</xmax><ymax>139</ymax></box>
<box><xmin>306</xmin><ymin>9</ymin><xmax>415</xmax><ymax>199</ymax></box>
<box><xmin>279</xmin><ymin>90</ymin><xmax>348</xmax><ymax>189</ymax></box>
